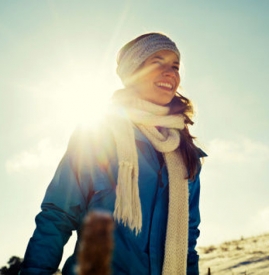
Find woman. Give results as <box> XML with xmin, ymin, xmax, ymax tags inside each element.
<box><xmin>20</xmin><ymin>32</ymin><xmax>206</xmax><ymax>275</ymax></box>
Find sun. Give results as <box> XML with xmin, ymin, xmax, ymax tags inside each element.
<box><xmin>74</xmin><ymin>91</ymin><xmax>111</xmax><ymax>130</ymax></box>
<box><xmin>39</xmin><ymin>62</ymin><xmax>120</xmax><ymax>136</ymax></box>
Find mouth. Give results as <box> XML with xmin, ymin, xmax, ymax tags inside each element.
<box><xmin>155</xmin><ymin>81</ymin><xmax>173</xmax><ymax>91</ymax></box>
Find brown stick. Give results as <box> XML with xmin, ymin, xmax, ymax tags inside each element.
<box><xmin>77</xmin><ymin>211</ymin><xmax>114</xmax><ymax>275</ymax></box>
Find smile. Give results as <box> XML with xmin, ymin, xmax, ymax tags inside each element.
<box><xmin>155</xmin><ymin>82</ymin><xmax>173</xmax><ymax>90</ymax></box>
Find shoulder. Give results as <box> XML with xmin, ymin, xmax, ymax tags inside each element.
<box><xmin>192</xmin><ymin>146</ymin><xmax>207</xmax><ymax>179</ymax></box>
<box><xmin>67</xmin><ymin>121</ymin><xmax>114</xmax><ymax>151</ymax></box>
<box><xmin>67</xmin><ymin>121</ymin><xmax>117</xmax><ymax>167</ymax></box>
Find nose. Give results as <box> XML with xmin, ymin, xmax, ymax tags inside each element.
<box><xmin>162</xmin><ymin>66</ymin><xmax>180</xmax><ymax>84</ymax></box>
<box><xmin>162</xmin><ymin>66</ymin><xmax>177</xmax><ymax>77</ymax></box>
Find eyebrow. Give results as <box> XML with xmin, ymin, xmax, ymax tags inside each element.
<box><xmin>150</xmin><ymin>55</ymin><xmax>179</xmax><ymax>65</ymax></box>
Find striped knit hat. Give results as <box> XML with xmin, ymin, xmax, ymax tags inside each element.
<box><xmin>117</xmin><ymin>33</ymin><xmax>180</xmax><ymax>85</ymax></box>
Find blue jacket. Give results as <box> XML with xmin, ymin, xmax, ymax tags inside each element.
<box><xmin>21</xmin><ymin>124</ymin><xmax>204</xmax><ymax>275</ymax></box>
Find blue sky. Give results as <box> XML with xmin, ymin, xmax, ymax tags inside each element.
<box><xmin>1</xmin><ymin>0</ymin><xmax>269</xmax><ymax>268</ymax></box>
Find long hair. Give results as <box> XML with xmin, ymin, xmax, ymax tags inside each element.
<box><xmin>169</xmin><ymin>92</ymin><xmax>201</xmax><ymax>180</ymax></box>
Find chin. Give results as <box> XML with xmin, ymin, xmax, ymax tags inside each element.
<box><xmin>156</xmin><ymin>98</ymin><xmax>174</xmax><ymax>106</ymax></box>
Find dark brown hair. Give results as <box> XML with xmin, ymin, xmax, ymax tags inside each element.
<box><xmin>169</xmin><ymin>93</ymin><xmax>201</xmax><ymax>180</ymax></box>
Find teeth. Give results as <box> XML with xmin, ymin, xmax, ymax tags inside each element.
<box><xmin>157</xmin><ymin>82</ymin><xmax>173</xmax><ymax>89</ymax></box>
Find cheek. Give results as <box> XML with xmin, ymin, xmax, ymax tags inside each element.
<box><xmin>177</xmin><ymin>73</ymin><xmax>181</xmax><ymax>86</ymax></box>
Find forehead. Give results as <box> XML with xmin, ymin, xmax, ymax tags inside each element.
<box><xmin>146</xmin><ymin>50</ymin><xmax>179</xmax><ymax>63</ymax></box>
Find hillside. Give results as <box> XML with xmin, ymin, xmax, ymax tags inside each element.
<box><xmin>198</xmin><ymin>232</ymin><xmax>269</xmax><ymax>274</ymax></box>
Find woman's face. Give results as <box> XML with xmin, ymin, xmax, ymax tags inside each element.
<box><xmin>130</xmin><ymin>50</ymin><xmax>180</xmax><ymax>106</ymax></box>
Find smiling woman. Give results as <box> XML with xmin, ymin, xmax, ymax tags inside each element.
<box><xmin>20</xmin><ymin>32</ymin><xmax>206</xmax><ymax>275</ymax></box>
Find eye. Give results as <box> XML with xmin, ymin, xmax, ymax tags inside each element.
<box><xmin>173</xmin><ymin>65</ymin><xmax>179</xmax><ymax>71</ymax></box>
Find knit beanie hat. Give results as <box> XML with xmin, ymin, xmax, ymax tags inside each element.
<box><xmin>116</xmin><ymin>33</ymin><xmax>180</xmax><ymax>85</ymax></box>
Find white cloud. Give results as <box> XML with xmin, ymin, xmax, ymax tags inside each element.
<box><xmin>198</xmin><ymin>207</ymin><xmax>269</xmax><ymax>247</ymax></box>
<box><xmin>207</xmin><ymin>137</ymin><xmax>269</xmax><ymax>163</ymax></box>
<box><xmin>5</xmin><ymin>138</ymin><xmax>65</xmax><ymax>173</ymax></box>
<box><xmin>198</xmin><ymin>221</ymin><xmax>232</xmax><ymax>246</ymax></box>
<box><xmin>246</xmin><ymin>207</ymin><xmax>269</xmax><ymax>236</ymax></box>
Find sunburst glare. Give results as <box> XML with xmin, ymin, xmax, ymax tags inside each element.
<box><xmin>30</xmin><ymin>60</ymin><xmax>119</xmax><ymax>136</ymax></box>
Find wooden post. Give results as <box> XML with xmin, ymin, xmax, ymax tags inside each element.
<box><xmin>77</xmin><ymin>211</ymin><xmax>114</xmax><ymax>275</ymax></box>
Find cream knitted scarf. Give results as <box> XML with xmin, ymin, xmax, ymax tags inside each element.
<box><xmin>108</xmin><ymin>97</ymin><xmax>189</xmax><ymax>275</ymax></box>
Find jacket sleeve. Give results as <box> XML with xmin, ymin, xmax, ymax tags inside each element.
<box><xmin>187</xmin><ymin>170</ymin><xmax>201</xmax><ymax>275</ymax></box>
<box><xmin>20</xmin><ymin>129</ymin><xmax>93</xmax><ymax>275</ymax></box>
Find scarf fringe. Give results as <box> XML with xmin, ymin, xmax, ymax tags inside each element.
<box><xmin>113</xmin><ymin>161</ymin><xmax>142</xmax><ymax>235</ymax></box>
